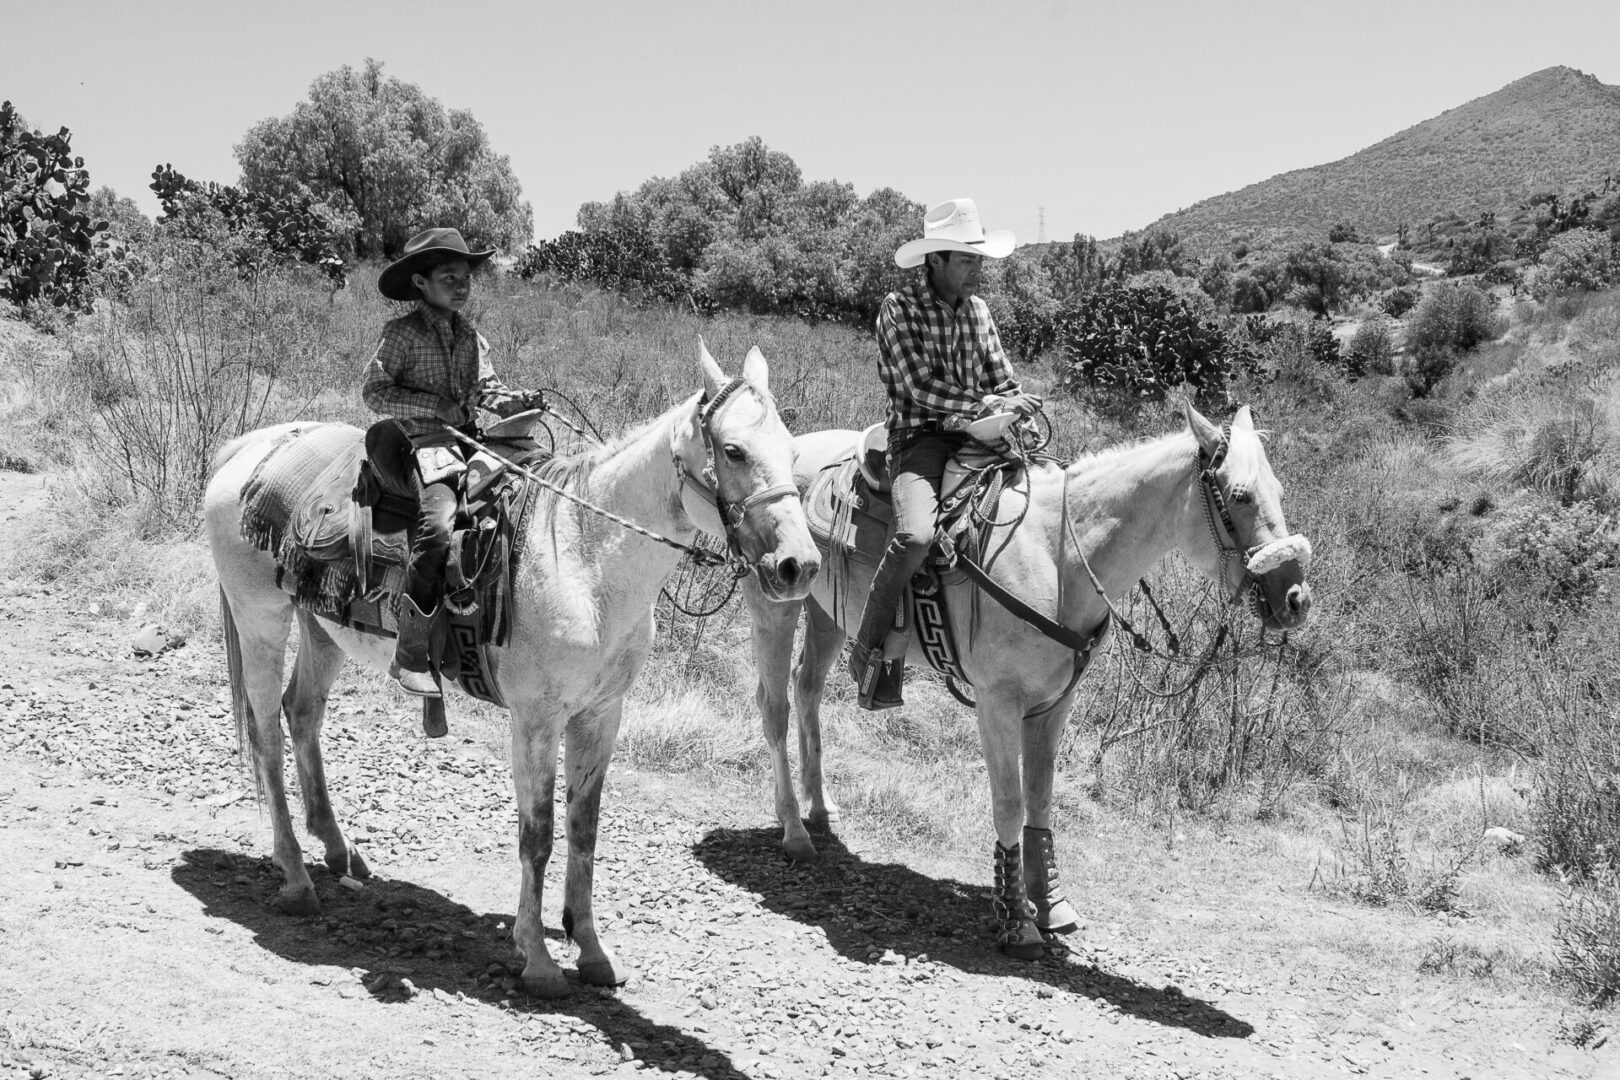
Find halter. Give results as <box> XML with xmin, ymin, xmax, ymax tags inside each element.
<box><xmin>674</xmin><ymin>378</ymin><xmax>801</xmax><ymax>575</ymax></box>
<box><xmin>1197</xmin><ymin>422</ymin><xmax>1313</xmax><ymax>620</ymax></box>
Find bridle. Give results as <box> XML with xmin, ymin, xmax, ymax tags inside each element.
<box><xmin>1196</xmin><ymin>422</ymin><xmax>1312</xmax><ymax>621</ymax></box>
<box><xmin>443</xmin><ymin>379</ymin><xmax>798</xmax><ymax>579</ymax></box>
<box><xmin>674</xmin><ymin>378</ymin><xmax>801</xmax><ymax>575</ymax></box>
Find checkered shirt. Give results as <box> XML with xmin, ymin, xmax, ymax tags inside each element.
<box><xmin>875</xmin><ymin>277</ymin><xmax>1020</xmax><ymax>434</ymax></box>
<box><xmin>360</xmin><ymin>303</ymin><xmax>519</xmax><ymax>437</ymax></box>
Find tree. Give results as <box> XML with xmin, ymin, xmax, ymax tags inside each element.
<box><xmin>1</xmin><ymin>101</ymin><xmax>107</xmax><ymax>312</ymax></box>
<box><xmin>234</xmin><ymin>59</ymin><xmax>532</xmax><ymax>258</ymax></box>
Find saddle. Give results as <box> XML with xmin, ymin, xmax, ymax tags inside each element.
<box><xmin>237</xmin><ymin>414</ymin><xmax>549</xmax><ymax>707</ymax></box>
<box><xmin>805</xmin><ymin>419</ymin><xmax>1035</xmax><ymax>690</ymax></box>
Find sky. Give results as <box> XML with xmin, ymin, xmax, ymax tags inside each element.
<box><xmin>6</xmin><ymin>0</ymin><xmax>1619</xmax><ymax>248</ymax></box>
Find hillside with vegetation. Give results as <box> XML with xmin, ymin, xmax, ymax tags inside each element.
<box><xmin>1148</xmin><ymin>66</ymin><xmax>1620</xmax><ymax>250</ymax></box>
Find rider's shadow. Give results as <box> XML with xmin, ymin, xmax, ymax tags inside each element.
<box><xmin>692</xmin><ymin>826</ymin><xmax>1255</xmax><ymax>1039</ymax></box>
<box><xmin>171</xmin><ymin>848</ymin><xmax>750</xmax><ymax>1080</ymax></box>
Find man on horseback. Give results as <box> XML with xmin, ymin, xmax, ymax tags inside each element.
<box><xmin>361</xmin><ymin>227</ymin><xmax>545</xmax><ymax>697</ymax></box>
<box><xmin>849</xmin><ymin>198</ymin><xmax>1042</xmax><ymax>709</ymax></box>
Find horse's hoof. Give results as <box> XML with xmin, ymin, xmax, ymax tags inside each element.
<box><xmin>275</xmin><ymin>886</ymin><xmax>322</xmax><ymax>917</ymax></box>
<box><xmin>806</xmin><ymin>806</ymin><xmax>841</xmax><ymax>828</ymax></box>
<box><xmin>998</xmin><ymin>937</ymin><xmax>1046</xmax><ymax>962</ymax></box>
<box><xmin>325</xmin><ymin>847</ymin><xmax>371</xmax><ymax>880</ymax></box>
<box><xmin>520</xmin><ymin>969</ymin><xmax>571</xmax><ymax>999</ymax></box>
<box><xmin>784</xmin><ymin>836</ymin><xmax>819</xmax><ymax>864</ymax></box>
<box><xmin>1037</xmin><ymin>898</ymin><xmax>1079</xmax><ymax>935</ymax></box>
<box><xmin>578</xmin><ymin>958</ymin><xmax>632</xmax><ymax>988</ymax></box>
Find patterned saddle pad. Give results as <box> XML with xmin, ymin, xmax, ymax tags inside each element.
<box><xmin>236</xmin><ymin>423</ymin><xmax>543</xmax><ymax>705</ymax></box>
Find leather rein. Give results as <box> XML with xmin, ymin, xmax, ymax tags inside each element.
<box><xmin>946</xmin><ymin>421</ymin><xmax>1261</xmax><ymax>714</ymax></box>
<box><xmin>445</xmin><ymin>379</ymin><xmax>796</xmax><ymax>578</ymax></box>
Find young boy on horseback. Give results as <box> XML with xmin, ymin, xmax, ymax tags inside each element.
<box><xmin>361</xmin><ymin>227</ymin><xmax>544</xmax><ymax>697</ymax></box>
<box><xmin>849</xmin><ymin>198</ymin><xmax>1042</xmax><ymax>709</ymax></box>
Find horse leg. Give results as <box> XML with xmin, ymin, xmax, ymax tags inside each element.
<box><xmin>510</xmin><ymin>700</ymin><xmax>567</xmax><ymax>997</ymax></box>
<box><xmin>220</xmin><ymin>586</ymin><xmax>319</xmax><ymax>915</ymax></box>
<box><xmin>746</xmin><ymin>585</ymin><xmax>817</xmax><ymax>861</ymax></box>
<box><xmin>284</xmin><ymin>611</ymin><xmax>368</xmax><ymax>882</ymax></box>
<box><xmin>1021</xmin><ymin>690</ymin><xmax>1080</xmax><ymax>935</ymax></box>
<box><xmin>976</xmin><ymin>690</ymin><xmax>1044</xmax><ymax>959</ymax></box>
<box><xmin>561</xmin><ymin>699</ymin><xmax>631</xmax><ymax>989</ymax></box>
<box><xmin>795</xmin><ymin>599</ymin><xmax>844</xmax><ymax>830</ymax></box>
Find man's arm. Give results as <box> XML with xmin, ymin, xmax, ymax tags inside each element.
<box><xmin>876</xmin><ymin>295</ymin><xmax>980</xmax><ymax>418</ymax></box>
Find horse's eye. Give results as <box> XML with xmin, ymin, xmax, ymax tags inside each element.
<box><xmin>1231</xmin><ymin>484</ymin><xmax>1253</xmax><ymax>504</ymax></box>
<box><xmin>723</xmin><ymin>444</ymin><xmax>746</xmax><ymax>462</ymax></box>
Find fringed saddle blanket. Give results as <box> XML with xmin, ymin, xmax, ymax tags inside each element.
<box><xmin>237</xmin><ymin>423</ymin><xmax>539</xmax><ymax>707</ymax></box>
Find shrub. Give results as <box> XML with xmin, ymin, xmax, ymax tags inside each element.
<box><xmin>1348</xmin><ymin>316</ymin><xmax>1397</xmax><ymax>375</ymax></box>
<box><xmin>1555</xmin><ymin>870</ymin><xmax>1620</xmax><ymax>1005</ymax></box>
<box><xmin>1529</xmin><ymin>227</ymin><xmax>1614</xmax><ymax>300</ymax></box>
<box><xmin>0</xmin><ymin>101</ymin><xmax>108</xmax><ymax>312</ymax></box>
<box><xmin>1483</xmin><ymin>502</ymin><xmax>1618</xmax><ymax>606</ymax></box>
<box><xmin>1380</xmin><ymin>285</ymin><xmax>1422</xmax><ymax>318</ymax></box>
<box><xmin>149</xmin><ymin>164</ymin><xmax>347</xmax><ymax>283</ymax></box>
<box><xmin>1052</xmin><ymin>281</ymin><xmax>1244</xmax><ymax>402</ymax></box>
<box><xmin>1405</xmin><ymin>282</ymin><xmax>1502</xmax><ymax>354</ymax></box>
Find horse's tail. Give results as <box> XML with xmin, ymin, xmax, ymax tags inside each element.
<box><xmin>218</xmin><ymin>586</ymin><xmax>267</xmax><ymax>802</ymax></box>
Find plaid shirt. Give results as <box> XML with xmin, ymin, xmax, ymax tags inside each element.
<box><xmin>875</xmin><ymin>277</ymin><xmax>1020</xmax><ymax>434</ymax></box>
<box><xmin>360</xmin><ymin>303</ymin><xmax>519</xmax><ymax>438</ymax></box>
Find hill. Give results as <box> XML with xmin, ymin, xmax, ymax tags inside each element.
<box><xmin>1145</xmin><ymin>66</ymin><xmax>1620</xmax><ymax>249</ymax></box>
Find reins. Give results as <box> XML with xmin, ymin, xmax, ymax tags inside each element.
<box><xmin>443</xmin><ymin>379</ymin><xmax>794</xmax><ymax>580</ymax></box>
<box><xmin>946</xmin><ymin>418</ymin><xmax>1276</xmax><ymax>713</ymax></box>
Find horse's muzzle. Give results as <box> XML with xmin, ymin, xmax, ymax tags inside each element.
<box><xmin>756</xmin><ymin>550</ymin><xmax>820</xmax><ymax>601</ymax></box>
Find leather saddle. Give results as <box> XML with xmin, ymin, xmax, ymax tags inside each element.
<box><xmin>251</xmin><ymin>414</ymin><xmax>550</xmax><ymax>705</ymax></box>
<box><xmin>806</xmin><ymin>419</ymin><xmax>1029</xmax><ymax>568</ymax></box>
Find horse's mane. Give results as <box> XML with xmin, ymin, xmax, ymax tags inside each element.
<box><xmin>1062</xmin><ymin>421</ymin><xmax>1272</xmax><ymax>487</ymax></box>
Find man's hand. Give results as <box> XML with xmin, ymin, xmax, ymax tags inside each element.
<box><xmin>434</xmin><ymin>399</ymin><xmax>467</xmax><ymax>425</ymax></box>
<box><xmin>1004</xmin><ymin>392</ymin><xmax>1043</xmax><ymax>418</ymax></box>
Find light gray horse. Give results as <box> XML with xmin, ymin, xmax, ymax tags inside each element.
<box><xmin>205</xmin><ymin>343</ymin><xmax>818</xmax><ymax>997</ymax></box>
<box><xmin>743</xmin><ymin>401</ymin><xmax>1312</xmax><ymax>957</ymax></box>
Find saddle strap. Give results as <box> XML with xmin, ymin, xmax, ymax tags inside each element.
<box><xmin>352</xmin><ymin>501</ymin><xmax>376</xmax><ymax>596</ymax></box>
<box><xmin>955</xmin><ymin>550</ymin><xmax>1097</xmax><ymax>654</ymax></box>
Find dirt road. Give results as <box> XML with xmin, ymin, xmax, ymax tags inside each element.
<box><xmin>0</xmin><ymin>467</ymin><xmax>1610</xmax><ymax>1080</ymax></box>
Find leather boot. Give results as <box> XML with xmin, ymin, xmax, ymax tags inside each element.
<box><xmin>848</xmin><ymin>642</ymin><xmax>904</xmax><ymax>711</ymax></box>
<box><xmin>391</xmin><ymin>596</ymin><xmax>443</xmax><ymax>699</ymax></box>
<box><xmin>1023</xmin><ymin>826</ymin><xmax>1080</xmax><ymax>934</ymax></box>
<box><xmin>993</xmin><ymin>841</ymin><xmax>1045</xmax><ymax>960</ymax></box>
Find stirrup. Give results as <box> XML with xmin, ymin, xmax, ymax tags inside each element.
<box><xmin>849</xmin><ymin>644</ymin><xmax>904</xmax><ymax>710</ymax></box>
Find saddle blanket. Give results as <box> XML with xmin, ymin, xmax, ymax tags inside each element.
<box><xmin>237</xmin><ymin>423</ymin><xmax>535</xmax><ymax>707</ymax></box>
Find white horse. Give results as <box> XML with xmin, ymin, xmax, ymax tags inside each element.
<box><xmin>205</xmin><ymin>343</ymin><xmax>818</xmax><ymax>998</ymax></box>
<box><xmin>743</xmin><ymin>401</ymin><xmax>1312</xmax><ymax>957</ymax></box>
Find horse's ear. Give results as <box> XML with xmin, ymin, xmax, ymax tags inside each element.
<box><xmin>698</xmin><ymin>337</ymin><xmax>725</xmax><ymax>396</ymax></box>
<box><xmin>741</xmin><ymin>345</ymin><xmax>769</xmax><ymax>390</ymax></box>
<box><xmin>1182</xmin><ymin>398</ymin><xmax>1222</xmax><ymax>454</ymax></box>
<box><xmin>1233</xmin><ymin>404</ymin><xmax>1255</xmax><ymax>432</ymax></box>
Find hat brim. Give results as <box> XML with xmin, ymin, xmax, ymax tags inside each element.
<box><xmin>377</xmin><ymin>246</ymin><xmax>496</xmax><ymax>301</ymax></box>
<box><xmin>895</xmin><ymin>230</ymin><xmax>1016</xmax><ymax>269</ymax></box>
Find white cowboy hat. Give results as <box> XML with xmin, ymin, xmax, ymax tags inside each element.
<box><xmin>894</xmin><ymin>197</ymin><xmax>1017</xmax><ymax>269</ymax></box>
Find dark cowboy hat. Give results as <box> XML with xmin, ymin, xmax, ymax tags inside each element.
<box><xmin>376</xmin><ymin>228</ymin><xmax>495</xmax><ymax>301</ymax></box>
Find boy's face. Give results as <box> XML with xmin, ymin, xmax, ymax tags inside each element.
<box><xmin>413</xmin><ymin>259</ymin><xmax>474</xmax><ymax>312</ymax></box>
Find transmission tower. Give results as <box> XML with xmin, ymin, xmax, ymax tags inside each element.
<box><xmin>1038</xmin><ymin>206</ymin><xmax>1046</xmax><ymax>244</ymax></box>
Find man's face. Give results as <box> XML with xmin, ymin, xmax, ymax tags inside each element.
<box><xmin>931</xmin><ymin>251</ymin><xmax>984</xmax><ymax>300</ymax></box>
<box><xmin>413</xmin><ymin>259</ymin><xmax>474</xmax><ymax>312</ymax></box>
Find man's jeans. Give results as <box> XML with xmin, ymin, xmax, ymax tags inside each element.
<box><xmin>854</xmin><ymin>430</ymin><xmax>967</xmax><ymax>650</ymax></box>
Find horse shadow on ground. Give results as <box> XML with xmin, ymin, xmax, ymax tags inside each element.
<box><xmin>692</xmin><ymin>826</ymin><xmax>1255</xmax><ymax>1039</ymax></box>
<box><xmin>172</xmin><ymin>848</ymin><xmax>750</xmax><ymax>1080</ymax></box>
